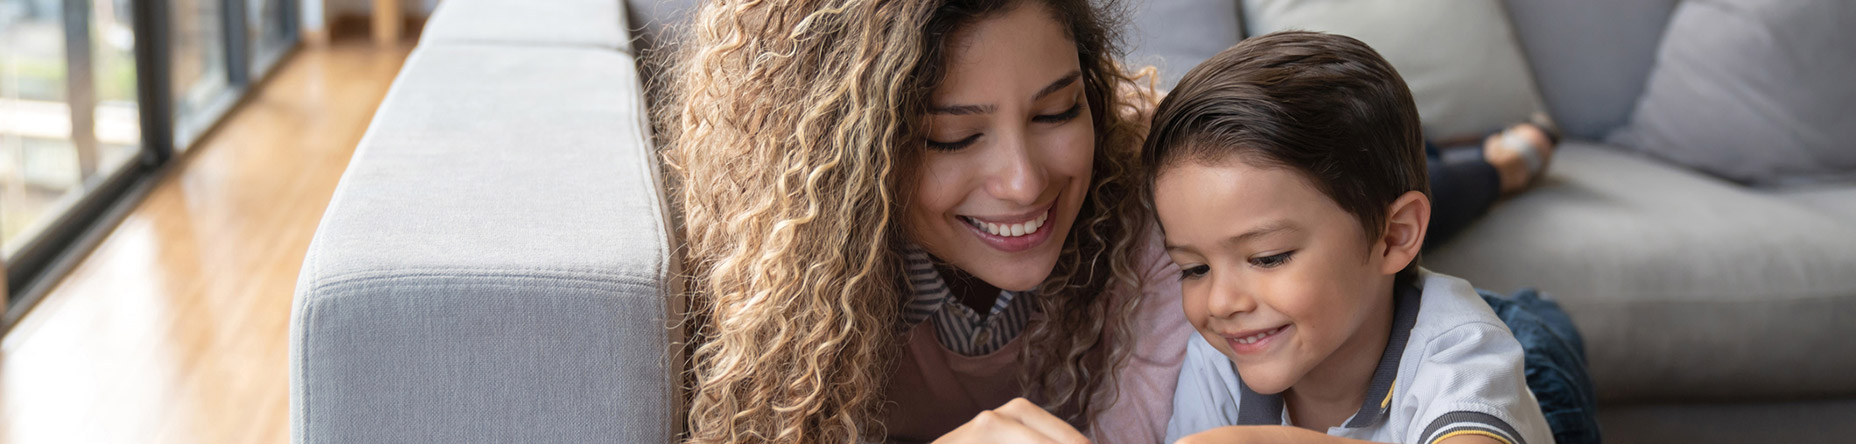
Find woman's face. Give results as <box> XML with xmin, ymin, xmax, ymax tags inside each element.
<box><xmin>904</xmin><ymin>2</ymin><xmax>1094</xmax><ymax>292</ymax></box>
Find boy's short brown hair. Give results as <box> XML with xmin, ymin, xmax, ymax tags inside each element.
<box><xmin>1143</xmin><ymin>31</ymin><xmax>1428</xmax><ymax>254</ymax></box>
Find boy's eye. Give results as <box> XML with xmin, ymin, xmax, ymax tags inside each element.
<box><xmin>1031</xmin><ymin>104</ymin><xmax>1082</xmax><ymax>124</ymax></box>
<box><xmin>1178</xmin><ymin>264</ymin><xmax>1210</xmax><ymax>281</ymax></box>
<box><xmin>1249</xmin><ymin>251</ymin><xmax>1294</xmax><ymax>269</ymax></box>
<box><xmin>927</xmin><ymin>134</ymin><xmax>980</xmax><ymax>151</ymax></box>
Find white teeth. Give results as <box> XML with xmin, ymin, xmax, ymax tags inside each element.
<box><xmin>1236</xmin><ymin>327</ymin><xmax>1281</xmax><ymax>345</ymax></box>
<box><xmin>963</xmin><ymin>211</ymin><xmax>1049</xmax><ymax>238</ymax></box>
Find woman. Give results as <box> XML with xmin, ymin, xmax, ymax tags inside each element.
<box><xmin>661</xmin><ymin>0</ymin><xmax>1185</xmax><ymax>442</ymax></box>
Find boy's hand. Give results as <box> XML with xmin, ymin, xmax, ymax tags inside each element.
<box><xmin>1177</xmin><ymin>425</ymin><xmax>1380</xmax><ymax>444</ymax></box>
<box><xmin>1176</xmin><ymin>425</ymin><xmax>1267</xmax><ymax>444</ymax></box>
<box><xmin>1179</xmin><ymin>425</ymin><xmax>1507</xmax><ymax>444</ymax></box>
<box><xmin>933</xmin><ymin>398</ymin><xmax>1090</xmax><ymax>444</ymax></box>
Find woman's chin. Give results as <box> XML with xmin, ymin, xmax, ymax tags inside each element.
<box><xmin>960</xmin><ymin>240</ymin><xmax>1065</xmax><ymax>291</ymax></box>
<box><xmin>970</xmin><ymin>255</ymin><xmax>1061</xmax><ymax>292</ymax></box>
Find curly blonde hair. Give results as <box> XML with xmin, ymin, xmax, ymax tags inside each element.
<box><xmin>658</xmin><ymin>1</ymin><xmax>1155</xmax><ymax>442</ymax></box>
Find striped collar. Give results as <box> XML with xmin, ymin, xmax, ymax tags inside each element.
<box><xmin>901</xmin><ymin>245</ymin><xmax>1037</xmax><ymax>356</ymax></box>
<box><xmin>1235</xmin><ymin>274</ymin><xmax>1422</xmax><ymax>428</ymax></box>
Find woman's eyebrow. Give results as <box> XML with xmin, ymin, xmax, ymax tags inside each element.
<box><xmin>927</xmin><ymin>70</ymin><xmax>1084</xmax><ymax>115</ymax></box>
<box><xmin>928</xmin><ymin>104</ymin><xmax>994</xmax><ymax>115</ymax></box>
<box><xmin>1033</xmin><ymin>70</ymin><xmax>1083</xmax><ymax>101</ymax></box>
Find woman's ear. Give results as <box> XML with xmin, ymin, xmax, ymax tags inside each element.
<box><xmin>1376</xmin><ymin>190</ymin><xmax>1431</xmax><ymax>275</ymax></box>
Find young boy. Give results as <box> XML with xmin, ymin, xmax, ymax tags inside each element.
<box><xmin>1145</xmin><ymin>31</ymin><xmax>1552</xmax><ymax>444</ymax></box>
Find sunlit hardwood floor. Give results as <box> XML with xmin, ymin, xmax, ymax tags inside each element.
<box><xmin>0</xmin><ymin>36</ymin><xmax>414</xmax><ymax>444</ymax></box>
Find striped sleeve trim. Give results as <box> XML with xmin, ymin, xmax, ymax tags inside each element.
<box><xmin>1419</xmin><ymin>411</ymin><xmax>1524</xmax><ymax>444</ymax></box>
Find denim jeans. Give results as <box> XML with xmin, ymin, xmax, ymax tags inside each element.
<box><xmin>1480</xmin><ymin>289</ymin><xmax>1602</xmax><ymax>444</ymax></box>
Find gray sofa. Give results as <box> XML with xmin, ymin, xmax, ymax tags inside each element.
<box><xmin>290</xmin><ymin>0</ymin><xmax>1854</xmax><ymax>443</ymax></box>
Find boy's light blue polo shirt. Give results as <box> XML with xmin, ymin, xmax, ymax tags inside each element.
<box><xmin>1165</xmin><ymin>269</ymin><xmax>1552</xmax><ymax>444</ymax></box>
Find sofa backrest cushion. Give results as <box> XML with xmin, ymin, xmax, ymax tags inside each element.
<box><xmin>1124</xmin><ymin>0</ymin><xmax>1246</xmax><ymax>90</ymax></box>
<box><xmin>423</xmin><ymin>0</ymin><xmax>632</xmax><ymax>50</ymax></box>
<box><xmin>1604</xmin><ymin>0</ymin><xmax>1856</xmax><ymax>185</ymax></box>
<box><xmin>1242</xmin><ymin>0</ymin><xmax>1549</xmax><ymax>141</ymax></box>
<box><xmin>1501</xmin><ymin>0</ymin><xmax>1677</xmax><ymax>141</ymax></box>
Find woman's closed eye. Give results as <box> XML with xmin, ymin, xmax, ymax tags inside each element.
<box><xmin>927</xmin><ymin>133</ymin><xmax>981</xmax><ymax>151</ymax></box>
<box><xmin>1249</xmin><ymin>251</ymin><xmax>1295</xmax><ymax>269</ymax></box>
<box><xmin>1031</xmin><ymin>104</ymin><xmax>1082</xmax><ymax>124</ymax></box>
<box><xmin>926</xmin><ymin>103</ymin><xmax>1079</xmax><ymax>151</ymax></box>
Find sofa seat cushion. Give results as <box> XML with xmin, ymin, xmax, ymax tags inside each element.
<box><xmin>1773</xmin><ymin>186</ymin><xmax>1856</xmax><ymax>222</ymax></box>
<box><xmin>1425</xmin><ymin>143</ymin><xmax>1856</xmax><ymax>402</ymax></box>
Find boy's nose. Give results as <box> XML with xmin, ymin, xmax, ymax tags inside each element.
<box><xmin>1206</xmin><ymin>273</ymin><xmax>1255</xmax><ymax>319</ymax></box>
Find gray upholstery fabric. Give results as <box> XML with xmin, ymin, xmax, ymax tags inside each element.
<box><xmin>1501</xmin><ymin>0</ymin><xmax>1677</xmax><ymax>141</ymax></box>
<box><xmin>1600</xmin><ymin>399</ymin><xmax>1856</xmax><ymax>444</ymax></box>
<box><xmin>422</xmin><ymin>0</ymin><xmax>632</xmax><ymax>51</ymax></box>
<box><xmin>290</xmin><ymin>42</ymin><xmax>677</xmax><ymax>443</ymax></box>
<box><xmin>1773</xmin><ymin>186</ymin><xmax>1856</xmax><ymax>222</ymax></box>
<box><xmin>1425</xmin><ymin>143</ymin><xmax>1856</xmax><ymax>402</ymax></box>
<box><xmin>1606</xmin><ymin>0</ymin><xmax>1856</xmax><ymax>185</ymax></box>
<box><xmin>1123</xmin><ymin>0</ymin><xmax>1244</xmax><ymax>90</ymax></box>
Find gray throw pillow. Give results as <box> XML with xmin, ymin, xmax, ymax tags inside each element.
<box><xmin>1606</xmin><ymin>0</ymin><xmax>1856</xmax><ymax>186</ymax></box>
<box><xmin>1124</xmin><ymin>0</ymin><xmax>1245</xmax><ymax>90</ymax></box>
<box><xmin>1242</xmin><ymin>0</ymin><xmax>1550</xmax><ymax>141</ymax></box>
<box><xmin>1501</xmin><ymin>0</ymin><xmax>1678</xmax><ymax>141</ymax></box>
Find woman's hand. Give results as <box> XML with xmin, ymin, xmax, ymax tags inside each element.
<box><xmin>933</xmin><ymin>398</ymin><xmax>1091</xmax><ymax>444</ymax></box>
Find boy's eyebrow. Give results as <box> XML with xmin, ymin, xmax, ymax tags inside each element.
<box><xmin>1163</xmin><ymin>221</ymin><xmax>1299</xmax><ymax>253</ymax></box>
<box><xmin>1224</xmin><ymin>222</ymin><xmax>1299</xmax><ymax>247</ymax></box>
<box><xmin>927</xmin><ymin>70</ymin><xmax>1082</xmax><ymax>115</ymax></box>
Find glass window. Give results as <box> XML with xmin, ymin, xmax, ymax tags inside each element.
<box><xmin>6</xmin><ymin>0</ymin><xmax>295</xmax><ymax>305</ymax></box>
<box><xmin>250</xmin><ymin>0</ymin><xmax>291</xmax><ymax>76</ymax></box>
<box><xmin>91</xmin><ymin>0</ymin><xmax>141</xmax><ymax>186</ymax></box>
<box><xmin>2</xmin><ymin>0</ymin><xmax>75</xmax><ymax>255</ymax></box>
<box><xmin>2</xmin><ymin>0</ymin><xmax>142</xmax><ymax>276</ymax></box>
<box><xmin>170</xmin><ymin>0</ymin><xmax>231</xmax><ymax>149</ymax></box>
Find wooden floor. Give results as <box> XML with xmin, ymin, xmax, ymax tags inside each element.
<box><xmin>0</xmin><ymin>37</ymin><xmax>413</xmax><ymax>444</ymax></box>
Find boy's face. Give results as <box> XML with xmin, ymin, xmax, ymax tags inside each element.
<box><xmin>1155</xmin><ymin>159</ymin><xmax>1397</xmax><ymax>396</ymax></box>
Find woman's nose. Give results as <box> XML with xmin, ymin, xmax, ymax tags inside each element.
<box><xmin>985</xmin><ymin>132</ymin><xmax>1049</xmax><ymax>206</ymax></box>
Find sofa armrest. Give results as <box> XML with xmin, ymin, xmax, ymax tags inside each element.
<box><xmin>289</xmin><ymin>42</ymin><xmax>677</xmax><ymax>443</ymax></box>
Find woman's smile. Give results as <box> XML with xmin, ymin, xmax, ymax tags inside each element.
<box><xmin>956</xmin><ymin>203</ymin><xmax>1055</xmax><ymax>253</ymax></box>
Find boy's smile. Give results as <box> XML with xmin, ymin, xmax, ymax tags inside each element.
<box><xmin>1155</xmin><ymin>159</ymin><xmax>1399</xmax><ymax>406</ymax></box>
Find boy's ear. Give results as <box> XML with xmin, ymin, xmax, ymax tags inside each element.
<box><xmin>1376</xmin><ymin>190</ymin><xmax>1431</xmax><ymax>275</ymax></box>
